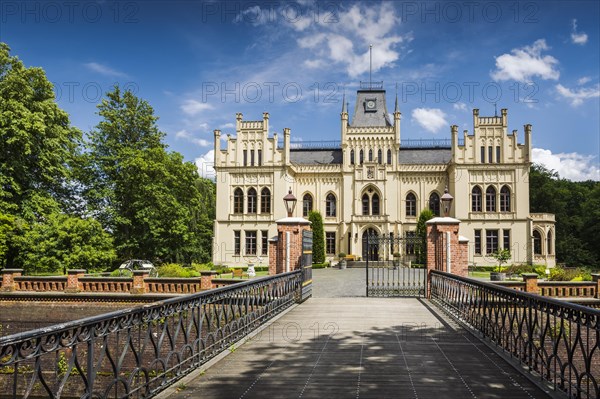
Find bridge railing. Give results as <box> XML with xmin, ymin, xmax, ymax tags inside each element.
<box><xmin>430</xmin><ymin>270</ymin><xmax>600</xmax><ymax>399</ymax></box>
<box><xmin>0</xmin><ymin>270</ymin><xmax>302</xmax><ymax>399</ymax></box>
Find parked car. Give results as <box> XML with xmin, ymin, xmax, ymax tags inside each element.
<box><xmin>118</xmin><ymin>259</ymin><xmax>158</xmax><ymax>277</ymax></box>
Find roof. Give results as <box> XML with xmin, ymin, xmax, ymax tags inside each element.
<box><xmin>351</xmin><ymin>90</ymin><xmax>392</xmax><ymax>127</ymax></box>
<box><xmin>398</xmin><ymin>148</ymin><xmax>451</xmax><ymax>164</ymax></box>
<box><xmin>290</xmin><ymin>149</ymin><xmax>342</xmax><ymax>164</ymax></box>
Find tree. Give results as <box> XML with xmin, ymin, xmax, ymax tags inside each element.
<box><xmin>308</xmin><ymin>211</ymin><xmax>324</xmax><ymax>264</ymax></box>
<box><xmin>83</xmin><ymin>86</ymin><xmax>210</xmax><ymax>264</ymax></box>
<box><xmin>415</xmin><ymin>209</ymin><xmax>435</xmax><ymax>264</ymax></box>
<box><xmin>491</xmin><ymin>249</ymin><xmax>511</xmax><ymax>272</ymax></box>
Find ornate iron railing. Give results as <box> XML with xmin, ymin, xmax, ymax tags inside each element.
<box><xmin>430</xmin><ymin>271</ymin><xmax>600</xmax><ymax>398</ymax></box>
<box><xmin>0</xmin><ymin>271</ymin><xmax>302</xmax><ymax>398</ymax></box>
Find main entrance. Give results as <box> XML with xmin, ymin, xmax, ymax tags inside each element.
<box><xmin>366</xmin><ymin>234</ymin><xmax>426</xmax><ymax>297</ymax></box>
<box><xmin>362</xmin><ymin>228</ymin><xmax>379</xmax><ymax>261</ymax></box>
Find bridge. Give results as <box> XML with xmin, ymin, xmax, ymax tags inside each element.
<box><xmin>1</xmin><ymin>267</ymin><xmax>598</xmax><ymax>398</ymax></box>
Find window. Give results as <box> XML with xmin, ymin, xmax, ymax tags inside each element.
<box><xmin>377</xmin><ymin>149</ymin><xmax>382</xmax><ymax>164</ymax></box>
<box><xmin>406</xmin><ymin>231</ymin><xmax>416</xmax><ymax>254</ymax></box>
<box><xmin>325</xmin><ymin>193</ymin><xmax>336</xmax><ymax>217</ymax></box>
<box><xmin>250</xmin><ymin>150</ymin><xmax>255</xmax><ymax>166</ymax></box>
<box><xmin>480</xmin><ymin>146</ymin><xmax>485</xmax><ymax>163</ymax></box>
<box><xmin>245</xmin><ymin>231</ymin><xmax>257</xmax><ymax>255</ymax></box>
<box><xmin>547</xmin><ymin>231</ymin><xmax>553</xmax><ymax>255</ymax></box>
<box><xmin>372</xmin><ymin>193</ymin><xmax>380</xmax><ymax>215</ymax></box>
<box><xmin>243</xmin><ymin>150</ymin><xmax>247</xmax><ymax>166</ymax></box>
<box><xmin>474</xmin><ymin>230</ymin><xmax>481</xmax><ymax>255</ymax></box>
<box><xmin>406</xmin><ymin>193</ymin><xmax>417</xmax><ymax>217</ymax></box>
<box><xmin>302</xmin><ymin>194</ymin><xmax>313</xmax><ymax>217</ymax></box>
<box><xmin>234</xmin><ymin>231</ymin><xmax>241</xmax><ymax>255</ymax></box>
<box><xmin>500</xmin><ymin>185</ymin><xmax>510</xmax><ymax>212</ymax></box>
<box><xmin>326</xmin><ymin>232</ymin><xmax>336</xmax><ymax>255</ymax></box>
<box><xmin>350</xmin><ymin>150</ymin><xmax>355</xmax><ymax>165</ymax></box>
<box><xmin>472</xmin><ymin>186</ymin><xmax>482</xmax><ymax>212</ymax></box>
<box><xmin>359</xmin><ymin>150</ymin><xmax>364</xmax><ymax>164</ymax></box>
<box><xmin>261</xmin><ymin>230</ymin><xmax>268</xmax><ymax>256</ymax></box>
<box><xmin>233</xmin><ymin>188</ymin><xmax>244</xmax><ymax>214</ymax></box>
<box><xmin>260</xmin><ymin>188</ymin><xmax>271</xmax><ymax>213</ymax></box>
<box><xmin>368</xmin><ymin>149</ymin><xmax>373</xmax><ymax>162</ymax></box>
<box><xmin>496</xmin><ymin>146</ymin><xmax>500</xmax><ymax>163</ymax></box>
<box><xmin>387</xmin><ymin>149</ymin><xmax>392</xmax><ymax>165</ymax></box>
<box><xmin>486</xmin><ymin>186</ymin><xmax>496</xmax><ymax>212</ymax></box>
<box><xmin>258</xmin><ymin>149</ymin><xmax>262</xmax><ymax>166</ymax></box>
<box><xmin>429</xmin><ymin>192</ymin><xmax>440</xmax><ymax>216</ymax></box>
<box><xmin>362</xmin><ymin>194</ymin><xmax>369</xmax><ymax>215</ymax></box>
<box><xmin>533</xmin><ymin>230</ymin><xmax>542</xmax><ymax>255</ymax></box>
<box><xmin>503</xmin><ymin>229</ymin><xmax>510</xmax><ymax>250</ymax></box>
<box><xmin>486</xmin><ymin>230</ymin><xmax>498</xmax><ymax>254</ymax></box>
<box><xmin>247</xmin><ymin>188</ymin><xmax>257</xmax><ymax>214</ymax></box>
<box><xmin>488</xmin><ymin>146</ymin><xmax>493</xmax><ymax>164</ymax></box>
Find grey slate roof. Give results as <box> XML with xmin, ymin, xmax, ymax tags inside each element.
<box><xmin>290</xmin><ymin>149</ymin><xmax>343</xmax><ymax>164</ymax></box>
<box><xmin>351</xmin><ymin>90</ymin><xmax>392</xmax><ymax>127</ymax></box>
<box><xmin>398</xmin><ymin>148</ymin><xmax>451</xmax><ymax>164</ymax></box>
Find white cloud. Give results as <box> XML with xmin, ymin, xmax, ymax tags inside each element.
<box><xmin>181</xmin><ymin>99</ymin><xmax>214</xmax><ymax>116</ymax></box>
<box><xmin>219</xmin><ymin>123</ymin><xmax>235</xmax><ymax>129</ymax></box>
<box><xmin>577</xmin><ymin>76</ymin><xmax>592</xmax><ymax>85</ymax></box>
<box><xmin>84</xmin><ymin>62</ymin><xmax>128</xmax><ymax>78</ymax></box>
<box><xmin>532</xmin><ymin>148</ymin><xmax>600</xmax><ymax>181</ymax></box>
<box><xmin>491</xmin><ymin>39</ymin><xmax>560</xmax><ymax>82</ymax></box>
<box><xmin>295</xmin><ymin>3</ymin><xmax>409</xmax><ymax>78</ymax></box>
<box><xmin>175</xmin><ymin>129</ymin><xmax>211</xmax><ymax>147</ymax></box>
<box><xmin>556</xmin><ymin>84</ymin><xmax>600</xmax><ymax>106</ymax></box>
<box><xmin>411</xmin><ymin>108</ymin><xmax>448</xmax><ymax>134</ymax></box>
<box><xmin>195</xmin><ymin>150</ymin><xmax>216</xmax><ymax>180</ymax></box>
<box><xmin>571</xmin><ymin>19</ymin><xmax>588</xmax><ymax>45</ymax></box>
<box><xmin>453</xmin><ymin>102</ymin><xmax>468</xmax><ymax>111</ymax></box>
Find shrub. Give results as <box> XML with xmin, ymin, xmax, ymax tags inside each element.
<box><xmin>156</xmin><ymin>263</ymin><xmax>200</xmax><ymax>278</ymax></box>
<box><xmin>549</xmin><ymin>266</ymin><xmax>592</xmax><ymax>281</ymax></box>
<box><xmin>191</xmin><ymin>262</ymin><xmax>214</xmax><ymax>272</ymax></box>
<box><xmin>110</xmin><ymin>269</ymin><xmax>131</xmax><ymax>277</ymax></box>
<box><xmin>308</xmin><ymin>211</ymin><xmax>325</xmax><ymax>264</ymax></box>
<box><xmin>312</xmin><ymin>262</ymin><xmax>329</xmax><ymax>269</ymax></box>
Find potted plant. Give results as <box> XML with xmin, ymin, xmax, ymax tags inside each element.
<box><xmin>393</xmin><ymin>252</ymin><xmax>401</xmax><ymax>268</ymax></box>
<box><xmin>338</xmin><ymin>253</ymin><xmax>347</xmax><ymax>269</ymax></box>
<box><xmin>490</xmin><ymin>249</ymin><xmax>511</xmax><ymax>281</ymax></box>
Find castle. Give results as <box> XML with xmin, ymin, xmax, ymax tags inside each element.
<box><xmin>212</xmin><ymin>85</ymin><xmax>555</xmax><ymax>268</ymax></box>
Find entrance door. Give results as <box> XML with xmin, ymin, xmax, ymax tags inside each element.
<box><xmin>362</xmin><ymin>228</ymin><xmax>379</xmax><ymax>261</ymax></box>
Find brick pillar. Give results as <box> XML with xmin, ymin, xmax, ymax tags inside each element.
<box><xmin>131</xmin><ymin>270</ymin><xmax>149</xmax><ymax>294</ymax></box>
<box><xmin>65</xmin><ymin>269</ymin><xmax>86</xmax><ymax>293</ymax></box>
<box><xmin>592</xmin><ymin>274</ymin><xmax>600</xmax><ymax>299</ymax></box>
<box><xmin>425</xmin><ymin>217</ymin><xmax>466</xmax><ymax>296</ymax></box>
<box><xmin>522</xmin><ymin>273</ymin><xmax>539</xmax><ymax>294</ymax></box>
<box><xmin>269</xmin><ymin>217</ymin><xmax>311</xmax><ymax>275</ymax></box>
<box><xmin>1</xmin><ymin>269</ymin><xmax>23</xmax><ymax>292</ymax></box>
<box><xmin>200</xmin><ymin>271</ymin><xmax>218</xmax><ymax>290</ymax></box>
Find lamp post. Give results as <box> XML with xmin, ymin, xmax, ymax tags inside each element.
<box><xmin>441</xmin><ymin>187</ymin><xmax>454</xmax><ymax>217</ymax></box>
<box><xmin>283</xmin><ymin>188</ymin><xmax>297</xmax><ymax>217</ymax></box>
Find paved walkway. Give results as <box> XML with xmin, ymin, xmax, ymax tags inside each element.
<box><xmin>312</xmin><ymin>266</ymin><xmax>368</xmax><ymax>297</ymax></box>
<box><xmin>158</xmin><ymin>269</ymin><xmax>550</xmax><ymax>399</ymax></box>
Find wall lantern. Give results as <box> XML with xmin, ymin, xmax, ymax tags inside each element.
<box><xmin>283</xmin><ymin>188</ymin><xmax>297</xmax><ymax>217</ymax></box>
<box><xmin>441</xmin><ymin>187</ymin><xmax>454</xmax><ymax>217</ymax></box>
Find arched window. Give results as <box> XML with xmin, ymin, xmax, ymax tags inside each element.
<box><xmin>362</xmin><ymin>194</ymin><xmax>369</xmax><ymax>215</ymax></box>
<box><xmin>387</xmin><ymin>149</ymin><xmax>392</xmax><ymax>165</ymax></box>
<box><xmin>406</xmin><ymin>193</ymin><xmax>417</xmax><ymax>217</ymax></box>
<box><xmin>368</xmin><ymin>149</ymin><xmax>373</xmax><ymax>162</ymax></box>
<box><xmin>533</xmin><ymin>230</ymin><xmax>542</xmax><ymax>255</ymax></box>
<box><xmin>486</xmin><ymin>186</ymin><xmax>496</xmax><ymax>212</ymax></box>
<box><xmin>350</xmin><ymin>149</ymin><xmax>355</xmax><ymax>165</ymax></box>
<box><xmin>500</xmin><ymin>185</ymin><xmax>511</xmax><ymax>212</ymax></box>
<box><xmin>429</xmin><ymin>192</ymin><xmax>440</xmax><ymax>216</ymax></box>
<box><xmin>302</xmin><ymin>193</ymin><xmax>313</xmax><ymax>217</ymax></box>
<box><xmin>472</xmin><ymin>186</ymin><xmax>482</xmax><ymax>212</ymax></box>
<box><xmin>260</xmin><ymin>187</ymin><xmax>271</xmax><ymax>213</ymax></box>
<box><xmin>359</xmin><ymin>150</ymin><xmax>364</xmax><ymax>164</ymax></box>
<box><xmin>233</xmin><ymin>188</ymin><xmax>244</xmax><ymax>214</ymax></box>
<box><xmin>372</xmin><ymin>193</ymin><xmax>380</xmax><ymax>215</ymax></box>
<box><xmin>325</xmin><ymin>193</ymin><xmax>336</xmax><ymax>217</ymax></box>
<box><xmin>247</xmin><ymin>188</ymin><xmax>257</xmax><ymax>214</ymax></box>
<box><xmin>377</xmin><ymin>149</ymin><xmax>382</xmax><ymax>164</ymax></box>
<box><xmin>547</xmin><ymin>231</ymin><xmax>553</xmax><ymax>255</ymax></box>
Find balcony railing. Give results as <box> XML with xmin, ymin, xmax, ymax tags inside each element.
<box><xmin>278</xmin><ymin>138</ymin><xmax>463</xmax><ymax>150</ymax></box>
<box><xmin>0</xmin><ymin>271</ymin><xmax>303</xmax><ymax>398</ymax></box>
<box><xmin>430</xmin><ymin>270</ymin><xmax>600</xmax><ymax>399</ymax></box>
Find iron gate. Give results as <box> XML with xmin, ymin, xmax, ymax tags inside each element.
<box><xmin>366</xmin><ymin>234</ymin><xmax>427</xmax><ymax>297</ymax></box>
<box><xmin>299</xmin><ymin>229</ymin><xmax>313</xmax><ymax>302</ymax></box>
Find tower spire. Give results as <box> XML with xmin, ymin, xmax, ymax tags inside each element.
<box><xmin>342</xmin><ymin>90</ymin><xmax>347</xmax><ymax>113</ymax></box>
<box><xmin>394</xmin><ymin>83</ymin><xmax>399</xmax><ymax>112</ymax></box>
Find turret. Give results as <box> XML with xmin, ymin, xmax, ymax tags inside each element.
<box><xmin>213</xmin><ymin>129</ymin><xmax>221</xmax><ymax>165</ymax></box>
<box><xmin>283</xmin><ymin>127</ymin><xmax>291</xmax><ymax>165</ymax></box>
<box><xmin>524</xmin><ymin>124</ymin><xmax>532</xmax><ymax>163</ymax></box>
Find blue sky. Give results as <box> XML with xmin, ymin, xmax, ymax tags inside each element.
<box><xmin>2</xmin><ymin>0</ymin><xmax>599</xmax><ymax>180</ymax></box>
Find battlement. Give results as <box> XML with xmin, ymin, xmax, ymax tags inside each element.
<box><xmin>473</xmin><ymin>108</ymin><xmax>507</xmax><ymax>128</ymax></box>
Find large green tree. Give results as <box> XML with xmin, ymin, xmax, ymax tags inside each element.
<box><xmin>83</xmin><ymin>86</ymin><xmax>212</xmax><ymax>264</ymax></box>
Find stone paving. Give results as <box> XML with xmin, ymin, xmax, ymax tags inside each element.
<box><xmin>157</xmin><ymin>268</ymin><xmax>551</xmax><ymax>399</ymax></box>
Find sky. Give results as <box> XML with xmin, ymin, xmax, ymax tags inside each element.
<box><xmin>2</xmin><ymin>0</ymin><xmax>599</xmax><ymax>181</ymax></box>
